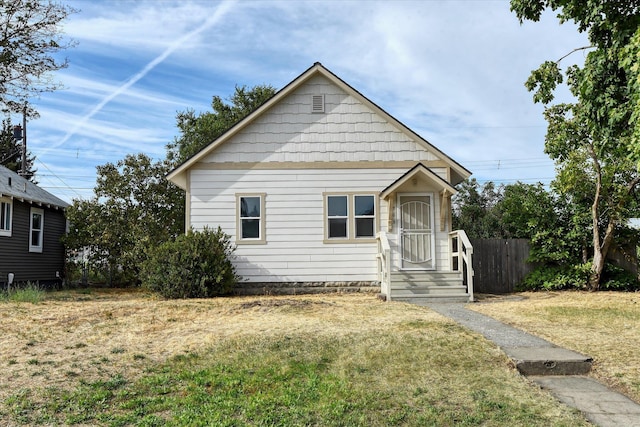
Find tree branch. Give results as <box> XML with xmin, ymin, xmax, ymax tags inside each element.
<box><xmin>556</xmin><ymin>46</ymin><xmax>595</xmax><ymax>63</ymax></box>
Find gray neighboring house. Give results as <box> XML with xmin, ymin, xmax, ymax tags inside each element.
<box><xmin>0</xmin><ymin>165</ymin><xmax>69</xmax><ymax>287</ymax></box>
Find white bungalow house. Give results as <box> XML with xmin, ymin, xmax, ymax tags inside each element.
<box><xmin>167</xmin><ymin>63</ymin><xmax>475</xmax><ymax>302</ymax></box>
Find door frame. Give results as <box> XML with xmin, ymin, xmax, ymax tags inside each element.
<box><xmin>397</xmin><ymin>192</ymin><xmax>436</xmax><ymax>271</ymax></box>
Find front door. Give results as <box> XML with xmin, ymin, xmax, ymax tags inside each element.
<box><xmin>399</xmin><ymin>194</ymin><xmax>434</xmax><ymax>270</ymax></box>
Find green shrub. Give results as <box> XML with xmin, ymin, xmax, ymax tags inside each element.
<box><xmin>601</xmin><ymin>264</ymin><xmax>640</xmax><ymax>291</ymax></box>
<box><xmin>518</xmin><ymin>263</ymin><xmax>591</xmax><ymax>291</ymax></box>
<box><xmin>141</xmin><ymin>227</ymin><xmax>239</xmax><ymax>299</ymax></box>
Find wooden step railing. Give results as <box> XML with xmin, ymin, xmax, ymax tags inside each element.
<box><xmin>376</xmin><ymin>231</ymin><xmax>391</xmax><ymax>300</ymax></box>
<box><xmin>449</xmin><ymin>229</ymin><xmax>474</xmax><ymax>302</ymax></box>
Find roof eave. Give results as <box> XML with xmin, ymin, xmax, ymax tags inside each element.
<box><xmin>380</xmin><ymin>163</ymin><xmax>458</xmax><ymax>200</ymax></box>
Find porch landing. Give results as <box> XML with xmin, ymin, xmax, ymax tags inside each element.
<box><xmin>389</xmin><ymin>271</ymin><xmax>471</xmax><ymax>304</ymax></box>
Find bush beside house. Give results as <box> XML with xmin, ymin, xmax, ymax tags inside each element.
<box><xmin>141</xmin><ymin>227</ymin><xmax>238</xmax><ymax>299</ymax></box>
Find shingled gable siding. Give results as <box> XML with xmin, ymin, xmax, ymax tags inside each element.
<box><xmin>201</xmin><ymin>74</ymin><xmax>440</xmax><ymax>165</ymax></box>
<box><xmin>190</xmin><ymin>168</ymin><xmax>451</xmax><ymax>283</ymax></box>
<box><xmin>0</xmin><ymin>200</ymin><xmax>66</xmax><ymax>286</ymax></box>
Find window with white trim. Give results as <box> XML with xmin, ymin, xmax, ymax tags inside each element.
<box><xmin>327</xmin><ymin>195</ymin><xmax>348</xmax><ymax>239</ymax></box>
<box><xmin>29</xmin><ymin>207</ymin><xmax>44</xmax><ymax>253</ymax></box>
<box><xmin>237</xmin><ymin>194</ymin><xmax>266</xmax><ymax>244</ymax></box>
<box><xmin>325</xmin><ymin>193</ymin><xmax>377</xmax><ymax>242</ymax></box>
<box><xmin>0</xmin><ymin>197</ymin><xmax>11</xmax><ymax>237</ymax></box>
<box><xmin>354</xmin><ymin>195</ymin><xmax>375</xmax><ymax>238</ymax></box>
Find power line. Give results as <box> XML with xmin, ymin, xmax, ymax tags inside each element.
<box><xmin>36</xmin><ymin>159</ymin><xmax>84</xmax><ymax>200</ymax></box>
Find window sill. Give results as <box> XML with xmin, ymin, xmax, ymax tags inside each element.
<box><xmin>323</xmin><ymin>238</ymin><xmax>376</xmax><ymax>244</ymax></box>
<box><xmin>236</xmin><ymin>239</ymin><xmax>267</xmax><ymax>245</ymax></box>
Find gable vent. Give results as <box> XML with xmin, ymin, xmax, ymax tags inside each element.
<box><xmin>312</xmin><ymin>94</ymin><xmax>325</xmax><ymax>113</ymax></box>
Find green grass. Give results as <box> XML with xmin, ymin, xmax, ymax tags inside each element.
<box><xmin>0</xmin><ymin>283</ymin><xmax>45</xmax><ymax>304</ymax></box>
<box><xmin>3</xmin><ymin>325</ymin><xmax>588</xmax><ymax>426</ymax></box>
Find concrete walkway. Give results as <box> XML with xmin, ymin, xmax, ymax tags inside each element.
<box><xmin>426</xmin><ymin>302</ymin><xmax>640</xmax><ymax>427</ymax></box>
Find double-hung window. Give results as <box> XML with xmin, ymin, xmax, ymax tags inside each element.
<box><xmin>325</xmin><ymin>193</ymin><xmax>377</xmax><ymax>242</ymax></box>
<box><xmin>327</xmin><ymin>195</ymin><xmax>348</xmax><ymax>239</ymax></box>
<box><xmin>29</xmin><ymin>207</ymin><xmax>44</xmax><ymax>253</ymax></box>
<box><xmin>354</xmin><ymin>195</ymin><xmax>375</xmax><ymax>238</ymax></box>
<box><xmin>237</xmin><ymin>193</ymin><xmax>266</xmax><ymax>244</ymax></box>
<box><xmin>0</xmin><ymin>197</ymin><xmax>11</xmax><ymax>237</ymax></box>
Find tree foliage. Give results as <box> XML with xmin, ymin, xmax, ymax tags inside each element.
<box><xmin>453</xmin><ymin>179</ymin><xmax>559</xmax><ymax>241</ymax></box>
<box><xmin>0</xmin><ymin>0</ymin><xmax>76</xmax><ymax>116</ymax></box>
<box><xmin>452</xmin><ymin>179</ymin><xmax>503</xmax><ymax>238</ymax></box>
<box><xmin>0</xmin><ymin>118</ymin><xmax>35</xmax><ymax>180</ymax></box>
<box><xmin>167</xmin><ymin>84</ymin><xmax>276</xmax><ymax>165</ymax></box>
<box><xmin>64</xmin><ymin>154</ymin><xmax>185</xmax><ymax>285</ymax></box>
<box><xmin>511</xmin><ymin>0</ymin><xmax>640</xmax><ymax>289</ymax></box>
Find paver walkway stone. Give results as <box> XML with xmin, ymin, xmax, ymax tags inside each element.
<box><xmin>533</xmin><ymin>376</ymin><xmax>640</xmax><ymax>427</ymax></box>
<box><xmin>425</xmin><ymin>302</ymin><xmax>640</xmax><ymax>427</ymax></box>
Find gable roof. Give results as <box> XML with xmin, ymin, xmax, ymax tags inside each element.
<box><xmin>167</xmin><ymin>62</ymin><xmax>471</xmax><ymax>189</ymax></box>
<box><xmin>380</xmin><ymin>163</ymin><xmax>458</xmax><ymax>200</ymax></box>
<box><xmin>0</xmin><ymin>165</ymin><xmax>69</xmax><ymax>209</ymax></box>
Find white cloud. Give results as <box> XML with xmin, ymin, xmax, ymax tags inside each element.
<box><xmin>25</xmin><ymin>0</ymin><xmax>590</xmax><ymax>202</ymax></box>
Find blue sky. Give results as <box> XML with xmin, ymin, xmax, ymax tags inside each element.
<box><xmin>12</xmin><ymin>0</ymin><xmax>589</xmax><ymax>203</ymax></box>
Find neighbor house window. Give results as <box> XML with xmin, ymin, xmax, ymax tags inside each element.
<box><xmin>29</xmin><ymin>207</ymin><xmax>44</xmax><ymax>253</ymax></box>
<box><xmin>236</xmin><ymin>193</ymin><xmax>266</xmax><ymax>244</ymax></box>
<box><xmin>0</xmin><ymin>197</ymin><xmax>11</xmax><ymax>237</ymax></box>
<box><xmin>325</xmin><ymin>193</ymin><xmax>377</xmax><ymax>242</ymax></box>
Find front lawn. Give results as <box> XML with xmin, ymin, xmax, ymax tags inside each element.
<box><xmin>0</xmin><ymin>290</ymin><xmax>588</xmax><ymax>426</ymax></box>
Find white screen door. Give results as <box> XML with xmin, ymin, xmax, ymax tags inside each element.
<box><xmin>399</xmin><ymin>194</ymin><xmax>434</xmax><ymax>269</ymax></box>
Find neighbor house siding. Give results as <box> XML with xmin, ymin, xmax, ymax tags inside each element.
<box><xmin>190</xmin><ymin>168</ymin><xmax>401</xmax><ymax>282</ymax></box>
<box><xmin>0</xmin><ymin>200</ymin><xmax>65</xmax><ymax>284</ymax></box>
<box><xmin>201</xmin><ymin>75</ymin><xmax>441</xmax><ymax>165</ymax></box>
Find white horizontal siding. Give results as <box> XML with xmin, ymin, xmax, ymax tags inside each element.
<box><xmin>190</xmin><ymin>168</ymin><xmax>395</xmax><ymax>282</ymax></box>
<box><xmin>202</xmin><ymin>75</ymin><xmax>440</xmax><ymax>165</ymax></box>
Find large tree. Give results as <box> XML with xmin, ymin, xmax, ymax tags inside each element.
<box><xmin>167</xmin><ymin>84</ymin><xmax>276</xmax><ymax>165</ymax></box>
<box><xmin>64</xmin><ymin>154</ymin><xmax>184</xmax><ymax>285</ymax></box>
<box><xmin>511</xmin><ymin>0</ymin><xmax>640</xmax><ymax>289</ymax></box>
<box><xmin>452</xmin><ymin>179</ymin><xmax>504</xmax><ymax>238</ymax></box>
<box><xmin>0</xmin><ymin>118</ymin><xmax>36</xmax><ymax>179</ymax></box>
<box><xmin>0</xmin><ymin>0</ymin><xmax>76</xmax><ymax>116</ymax></box>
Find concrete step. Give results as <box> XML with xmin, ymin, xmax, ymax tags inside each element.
<box><xmin>389</xmin><ymin>271</ymin><xmax>468</xmax><ymax>303</ymax></box>
<box><xmin>394</xmin><ymin>294</ymin><xmax>471</xmax><ymax>304</ymax></box>
<box><xmin>504</xmin><ymin>347</ymin><xmax>593</xmax><ymax>376</ymax></box>
<box><xmin>391</xmin><ymin>271</ymin><xmax>463</xmax><ymax>287</ymax></box>
<box><xmin>390</xmin><ymin>285</ymin><xmax>468</xmax><ymax>294</ymax></box>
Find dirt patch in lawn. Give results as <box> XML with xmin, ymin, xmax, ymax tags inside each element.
<box><xmin>469</xmin><ymin>290</ymin><xmax>640</xmax><ymax>403</ymax></box>
<box><xmin>0</xmin><ymin>290</ymin><xmax>438</xmax><ymax>400</ymax></box>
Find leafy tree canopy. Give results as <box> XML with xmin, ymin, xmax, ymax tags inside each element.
<box><xmin>64</xmin><ymin>154</ymin><xmax>184</xmax><ymax>285</ymax></box>
<box><xmin>167</xmin><ymin>84</ymin><xmax>276</xmax><ymax>165</ymax></box>
<box><xmin>511</xmin><ymin>0</ymin><xmax>640</xmax><ymax>289</ymax></box>
<box><xmin>452</xmin><ymin>178</ymin><xmax>503</xmax><ymax>238</ymax></box>
<box><xmin>0</xmin><ymin>0</ymin><xmax>77</xmax><ymax>116</ymax></box>
<box><xmin>453</xmin><ymin>179</ymin><xmax>559</xmax><ymax>241</ymax></box>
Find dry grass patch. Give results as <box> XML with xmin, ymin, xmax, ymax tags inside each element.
<box><xmin>0</xmin><ymin>289</ymin><xmax>590</xmax><ymax>425</ymax></box>
<box><xmin>470</xmin><ymin>291</ymin><xmax>640</xmax><ymax>403</ymax></box>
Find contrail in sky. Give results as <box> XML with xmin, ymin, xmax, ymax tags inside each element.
<box><xmin>40</xmin><ymin>0</ymin><xmax>237</xmax><ymax>156</ymax></box>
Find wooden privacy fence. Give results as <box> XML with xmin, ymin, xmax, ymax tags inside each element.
<box><xmin>470</xmin><ymin>238</ymin><xmax>535</xmax><ymax>294</ymax></box>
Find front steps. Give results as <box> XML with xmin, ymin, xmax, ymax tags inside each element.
<box><xmin>389</xmin><ymin>270</ymin><xmax>471</xmax><ymax>304</ymax></box>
